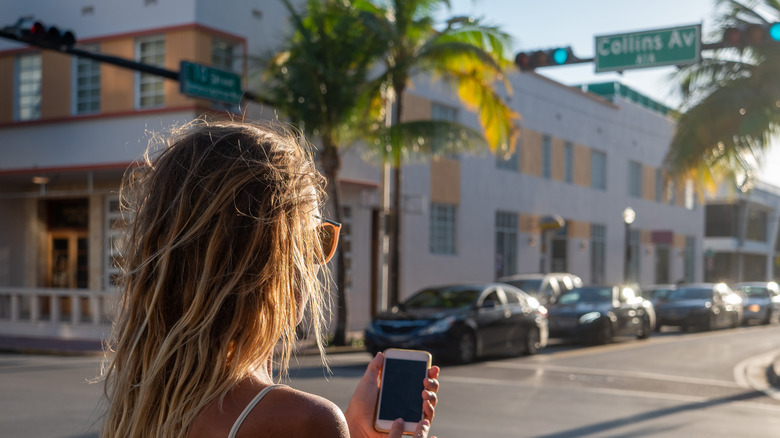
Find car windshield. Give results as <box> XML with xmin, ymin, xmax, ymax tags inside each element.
<box><xmin>402</xmin><ymin>287</ymin><xmax>481</xmax><ymax>309</ymax></box>
<box><xmin>668</xmin><ymin>288</ymin><xmax>712</xmax><ymax>300</ymax></box>
<box><xmin>646</xmin><ymin>288</ymin><xmax>673</xmax><ymax>300</ymax></box>
<box><xmin>508</xmin><ymin>279</ymin><xmax>543</xmax><ymax>293</ymax></box>
<box><xmin>558</xmin><ymin>287</ymin><xmax>613</xmax><ymax>304</ymax></box>
<box><xmin>737</xmin><ymin>286</ymin><xmax>770</xmax><ymax>298</ymax></box>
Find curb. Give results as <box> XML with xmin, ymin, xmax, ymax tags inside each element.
<box><xmin>768</xmin><ymin>355</ymin><xmax>780</xmax><ymax>388</ymax></box>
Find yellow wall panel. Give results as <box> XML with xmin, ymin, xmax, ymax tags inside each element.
<box><xmin>40</xmin><ymin>51</ymin><xmax>71</xmax><ymax>119</ymax></box>
<box><xmin>0</xmin><ymin>56</ymin><xmax>13</xmax><ymax>122</ymax></box>
<box><xmin>673</xmin><ymin>233</ymin><xmax>686</xmax><ymax>248</ymax></box>
<box><xmin>166</xmin><ymin>29</ymin><xmax>200</xmax><ymax>107</ymax></box>
<box><xmin>521</xmin><ymin>129</ymin><xmax>541</xmax><ymax>177</ymax></box>
<box><xmin>568</xmin><ymin>220</ymin><xmax>590</xmax><ymax>239</ymax></box>
<box><xmin>573</xmin><ymin>143</ymin><xmax>591</xmax><ymax>187</ymax></box>
<box><xmin>551</xmin><ymin>137</ymin><xmax>564</xmax><ymax>181</ymax></box>
<box><xmin>430</xmin><ymin>157</ymin><xmax>460</xmax><ymax>204</ymax></box>
<box><xmin>101</xmin><ymin>39</ymin><xmax>134</xmax><ymax>113</ymax></box>
<box><xmin>642</xmin><ymin>164</ymin><xmax>655</xmax><ymax>201</ymax></box>
<box><xmin>401</xmin><ymin>93</ymin><xmax>431</xmax><ymax>122</ymax></box>
<box><xmin>520</xmin><ymin>213</ymin><xmax>539</xmax><ymax>234</ymax></box>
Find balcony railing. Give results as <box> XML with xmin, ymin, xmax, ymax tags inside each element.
<box><xmin>0</xmin><ymin>287</ymin><xmax>116</xmax><ymax>340</ymax></box>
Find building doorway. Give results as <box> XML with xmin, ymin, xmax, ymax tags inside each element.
<box><xmin>45</xmin><ymin>199</ymin><xmax>89</xmax><ymax>289</ymax></box>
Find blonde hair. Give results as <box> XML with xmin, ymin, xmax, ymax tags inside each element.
<box><xmin>101</xmin><ymin>120</ymin><xmax>330</xmax><ymax>438</ymax></box>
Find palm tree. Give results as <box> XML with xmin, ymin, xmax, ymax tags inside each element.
<box><xmin>358</xmin><ymin>0</ymin><xmax>519</xmax><ymax>305</ymax></box>
<box><xmin>253</xmin><ymin>0</ymin><xmax>386</xmax><ymax>345</ymax></box>
<box><xmin>665</xmin><ymin>0</ymin><xmax>780</xmax><ymax>190</ymax></box>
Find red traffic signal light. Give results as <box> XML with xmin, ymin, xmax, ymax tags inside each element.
<box><xmin>515</xmin><ymin>47</ymin><xmax>579</xmax><ymax>71</ymax></box>
<box><xmin>718</xmin><ymin>23</ymin><xmax>780</xmax><ymax>48</ymax></box>
<box><xmin>15</xmin><ymin>19</ymin><xmax>76</xmax><ymax>50</ymax></box>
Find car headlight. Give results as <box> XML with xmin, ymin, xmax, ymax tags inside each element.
<box><xmin>579</xmin><ymin>312</ymin><xmax>601</xmax><ymax>324</ymax></box>
<box><xmin>419</xmin><ymin>315</ymin><xmax>456</xmax><ymax>335</ymax></box>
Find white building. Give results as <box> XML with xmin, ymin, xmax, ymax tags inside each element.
<box><xmin>0</xmin><ymin>0</ymin><xmax>703</xmax><ymax>341</ymax></box>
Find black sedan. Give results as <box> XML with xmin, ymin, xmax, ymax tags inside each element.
<box><xmin>655</xmin><ymin>283</ymin><xmax>742</xmax><ymax>331</ymax></box>
<box><xmin>364</xmin><ymin>283</ymin><xmax>548</xmax><ymax>363</ymax></box>
<box><xmin>547</xmin><ymin>285</ymin><xmax>654</xmax><ymax>344</ymax></box>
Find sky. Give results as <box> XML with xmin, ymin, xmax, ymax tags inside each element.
<box><xmin>439</xmin><ymin>0</ymin><xmax>780</xmax><ymax>187</ymax></box>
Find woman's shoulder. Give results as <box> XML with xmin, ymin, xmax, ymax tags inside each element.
<box><xmin>239</xmin><ymin>385</ymin><xmax>349</xmax><ymax>438</ymax></box>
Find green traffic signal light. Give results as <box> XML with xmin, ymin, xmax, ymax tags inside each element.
<box><xmin>770</xmin><ymin>22</ymin><xmax>780</xmax><ymax>41</ymax></box>
<box><xmin>552</xmin><ymin>48</ymin><xmax>569</xmax><ymax>65</ymax></box>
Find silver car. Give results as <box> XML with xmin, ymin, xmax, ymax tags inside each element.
<box><xmin>734</xmin><ymin>282</ymin><xmax>780</xmax><ymax>325</ymax></box>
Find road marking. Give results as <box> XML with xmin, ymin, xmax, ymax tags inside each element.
<box><xmin>442</xmin><ymin>375</ymin><xmax>780</xmax><ymax>412</ymax></box>
<box><xmin>485</xmin><ymin>362</ymin><xmax>741</xmax><ymax>388</ymax></box>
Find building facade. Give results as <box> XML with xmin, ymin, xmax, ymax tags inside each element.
<box><xmin>0</xmin><ymin>0</ymin><xmax>704</xmax><ymax>341</ymax></box>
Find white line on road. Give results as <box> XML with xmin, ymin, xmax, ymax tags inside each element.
<box><xmin>442</xmin><ymin>375</ymin><xmax>780</xmax><ymax>412</ymax></box>
<box><xmin>484</xmin><ymin>361</ymin><xmax>741</xmax><ymax>388</ymax></box>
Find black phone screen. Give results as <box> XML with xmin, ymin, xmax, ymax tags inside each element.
<box><xmin>378</xmin><ymin>358</ymin><xmax>427</xmax><ymax>422</ymax></box>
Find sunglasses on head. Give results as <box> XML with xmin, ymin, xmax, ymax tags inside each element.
<box><xmin>316</xmin><ymin>216</ymin><xmax>342</xmax><ymax>264</ymax></box>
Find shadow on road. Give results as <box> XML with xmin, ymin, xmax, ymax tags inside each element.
<box><xmin>535</xmin><ymin>389</ymin><xmax>767</xmax><ymax>438</ymax></box>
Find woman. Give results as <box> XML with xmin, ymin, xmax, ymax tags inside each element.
<box><xmin>101</xmin><ymin>120</ymin><xmax>439</xmax><ymax>437</ymax></box>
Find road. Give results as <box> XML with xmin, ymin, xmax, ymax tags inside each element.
<box><xmin>1</xmin><ymin>324</ymin><xmax>779</xmax><ymax>437</ymax></box>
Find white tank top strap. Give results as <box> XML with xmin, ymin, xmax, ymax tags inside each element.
<box><xmin>227</xmin><ymin>383</ymin><xmax>286</xmax><ymax>438</ymax></box>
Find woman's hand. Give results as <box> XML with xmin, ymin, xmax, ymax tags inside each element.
<box><xmin>345</xmin><ymin>352</ymin><xmax>440</xmax><ymax>438</ymax></box>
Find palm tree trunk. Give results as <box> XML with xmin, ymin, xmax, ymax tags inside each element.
<box><xmin>321</xmin><ymin>137</ymin><xmax>349</xmax><ymax>346</ymax></box>
<box><xmin>389</xmin><ymin>81</ymin><xmax>405</xmax><ymax>307</ymax></box>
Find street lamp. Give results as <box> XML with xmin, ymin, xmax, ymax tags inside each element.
<box><xmin>623</xmin><ymin>207</ymin><xmax>636</xmax><ymax>284</ymax></box>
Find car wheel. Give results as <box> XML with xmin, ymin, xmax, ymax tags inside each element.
<box><xmin>732</xmin><ymin>312</ymin><xmax>741</xmax><ymax>328</ymax></box>
<box><xmin>593</xmin><ymin>320</ymin><xmax>613</xmax><ymax>345</ymax></box>
<box><xmin>637</xmin><ymin>316</ymin><xmax>651</xmax><ymax>339</ymax></box>
<box><xmin>763</xmin><ymin>310</ymin><xmax>772</xmax><ymax>325</ymax></box>
<box><xmin>524</xmin><ymin>326</ymin><xmax>541</xmax><ymax>355</ymax></box>
<box><xmin>457</xmin><ymin>330</ymin><xmax>476</xmax><ymax>364</ymax></box>
<box><xmin>705</xmin><ymin>313</ymin><xmax>716</xmax><ymax>331</ymax></box>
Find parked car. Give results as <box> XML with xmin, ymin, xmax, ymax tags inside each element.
<box><xmin>654</xmin><ymin>283</ymin><xmax>742</xmax><ymax>331</ymax></box>
<box><xmin>642</xmin><ymin>284</ymin><xmax>676</xmax><ymax>307</ymax></box>
<box><xmin>546</xmin><ymin>285</ymin><xmax>654</xmax><ymax>344</ymax></box>
<box><xmin>733</xmin><ymin>281</ymin><xmax>780</xmax><ymax>325</ymax></box>
<box><xmin>498</xmin><ymin>272</ymin><xmax>583</xmax><ymax>305</ymax></box>
<box><xmin>364</xmin><ymin>283</ymin><xmax>548</xmax><ymax>363</ymax></box>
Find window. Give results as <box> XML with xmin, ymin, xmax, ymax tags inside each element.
<box><xmin>497</xmin><ymin>140</ymin><xmax>519</xmax><ymax>171</ymax></box>
<box><xmin>706</xmin><ymin>204</ymin><xmax>739</xmax><ymax>237</ymax></box>
<box><xmin>136</xmin><ymin>37</ymin><xmax>165</xmax><ymax>108</ymax></box>
<box><xmin>105</xmin><ymin>196</ymin><xmax>126</xmax><ymax>289</ymax></box>
<box><xmin>591</xmin><ymin>150</ymin><xmax>607</xmax><ymax>190</ymax></box>
<box><xmin>564</xmin><ymin>142</ymin><xmax>573</xmax><ymax>183</ymax></box>
<box><xmin>212</xmin><ymin>38</ymin><xmax>238</xmax><ymax>71</ymax></box>
<box><xmin>655</xmin><ymin>169</ymin><xmax>663</xmax><ymax>202</ymax></box>
<box><xmin>431</xmin><ymin>102</ymin><xmax>459</xmax><ymax>155</ymax></box>
<box><xmin>685</xmin><ymin>180</ymin><xmax>695</xmax><ymax>210</ymax></box>
<box><xmin>74</xmin><ymin>45</ymin><xmax>101</xmax><ymax>114</ymax></box>
<box><xmin>542</xmin><ymin>135</ymin><xmax>552</xmax><ymax>179</ymax></box>
<box><xmin>590</xmin><ymin>224</ymin><xmax>606</xmax><ymax>284</ymax></box>
<box><xmin>667</xmin><ymin>179</ymin><xmax>676</xmax><ymax>205</ymax></box>
<box><xmin>684</xmin><ymin>236</ymin><xmax>696</xmax><ymax>283</ymax></box>
<box><xmin>16</xmin><ymin>52</ymin><xmax>42</xmax><ymax>121</ymax></box>
<box><xmin>746</xmin><ymin>208</ymin><xmax>768</xmax><ymax>242</ymax></box>
<box><xmin>430</xmin><ymin>202</ymin><xmax>456</xmax><ymax>255</ymax></box>
<box><xmin>628</xmin><ymin>161</ymin><xmax>642</xmax><ymax>197</ymax></box>
<box><xmin>495</xmin><ymin>212</ymin><xmax>518</xmax><ymax>279</ymax></box>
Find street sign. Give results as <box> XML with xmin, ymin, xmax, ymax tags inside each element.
<box><xmin>179</xmin><ymin>61</ymin><xmax>243</xmax><ymax>105</ymax></box>
<box><xmin>595</xmin><ymin>24</ymin><xmax>701</xmax><ymax>72</ymax></box>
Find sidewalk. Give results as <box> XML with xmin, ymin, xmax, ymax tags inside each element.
<box><xmin>768</xmin><ymin>355</ymin><xmax>780</xmax><ymax>388</ymax></box>
<box><xmin>0</xmin><ymin>335</ymin><xmax>366</xmax><ymax>357</ymax></box>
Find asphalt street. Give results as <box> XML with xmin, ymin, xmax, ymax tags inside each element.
<box><xmin>1</xmin><ymin>324</ymin><xmax>779</xmax><ymax>437</ymax></box>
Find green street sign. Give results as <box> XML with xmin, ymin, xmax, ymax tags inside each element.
<box><xmin>179</xmin><ymin>61</ymin><xmax>243</xmax><ymax>105</ymax></box>
<box><xmin>595</xmin><ymin>24</ymin><xmax>701</xmax><ymax>72</ymax></box>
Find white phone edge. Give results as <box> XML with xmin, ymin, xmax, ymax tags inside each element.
<box><xmin>374</xmin><ymin>348</ymin><xmax>432</xmax><ymax>435</ymax></box>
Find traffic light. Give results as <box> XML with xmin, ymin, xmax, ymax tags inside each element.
<box><xmin>716</xmin><ymin>22</ymin><xmax>780</xmax><ymax>48</ymax></box>
<box><xmin>515</xmin><ymin>47</ymin><xmax>581</xmax><ymax>71</ymax></box>
<box><xmin>8</xmin><ymin>18</ymin><xmax>75</xmax><ymax>51</ymax></box>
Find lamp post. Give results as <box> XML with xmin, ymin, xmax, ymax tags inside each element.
<box><xmin>623</xmin><ymin>207</ymin><xmax>636</xmax><ymax>284</ymax></box>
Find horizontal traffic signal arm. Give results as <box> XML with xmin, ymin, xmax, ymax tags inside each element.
<box><xmin>702</xmin><ymin>22</ymin><xmax>780</xmax><ymax>50</ymax></box>
<box><xmin>515</xmin><ymin>46</ymin><xmax>594</xmax><ymax>71</ymax></box>
<box><xmin>1</xmin><ymin>19</ymin><xmax>179</xmax><ymax>80</ymax></box>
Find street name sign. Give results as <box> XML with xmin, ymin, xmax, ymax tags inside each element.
<box><xmin>595</xmin><ymin>24</ymin><xmax>701</xmax><ymax>72</ymax></box>
<box><xmin>180</xmin><ymin>61</ymin><xmax>243</xmax><ymax>105</ymax></box>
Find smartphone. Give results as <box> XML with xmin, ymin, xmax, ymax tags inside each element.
<box><xmin>374</xmin><ymin>348</ymin><xmax>432</xmax><ymax>435</ymax></box>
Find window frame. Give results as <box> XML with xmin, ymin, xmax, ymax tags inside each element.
<box><xmin>15</xmin><ymin>52</ymin><xmax>42</xmax><ymax>121</ymax></box>
<box><xmin>72</xmin><ymin>44</ymin><xmax>101</xmax><ymax>115</ymax></box>
<box><xmin>429</xmin><ymin>202</ymin><xmax>457</xmax><ymax>255</ymax></box>
<box><xmin>134</xmin><ymin>36</ymin><xmax>166</xmax><ymax>109</ymax></box>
